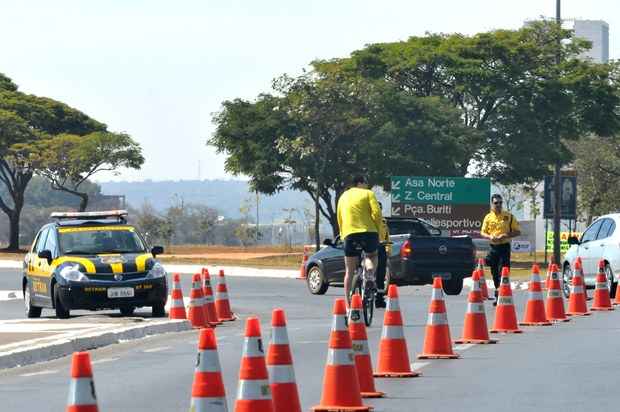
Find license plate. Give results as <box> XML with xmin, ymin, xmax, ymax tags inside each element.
<box><xmin>107</xmin><ymin>287</ymin><xmax>134</xmax><ymax>298</ymax></box>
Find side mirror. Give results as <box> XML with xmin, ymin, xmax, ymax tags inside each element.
<box><xmin>567</xmin><ymin>236</ymin><xmax>580</xmax><ymax>246</ymax></box>
<box><xmin>38</xmin><ymin>249</ymin><xmax>53</xmax><ymax>263</ymax></box>
<box><xmin>323</xmin><ymin>238</ymin><xmax>333</xmax><ymax>247</ymax></box>
<box><xmin>151</xmin><ymin>246</ymin><xmax>164</xmax><ymax>256</ymax></box>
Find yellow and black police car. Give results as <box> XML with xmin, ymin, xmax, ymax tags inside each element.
<box><xmin>23</xmin><ymin>210</ymin><xmax>168</xmax><ymax>318</ymax></box>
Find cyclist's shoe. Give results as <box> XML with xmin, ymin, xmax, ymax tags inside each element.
<box><xmin>375</xmin><ymin>296</ymin><xmax>386</xmax><ymax>309</ymax></box>
<box><xmin>492</xmin><ymin>289</ymin><xmax>498</xmax><ymax>306</ymax></box>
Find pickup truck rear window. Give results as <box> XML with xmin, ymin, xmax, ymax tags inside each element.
<box><xmin>387</xmin><ymin>220</ymin><xmax>431</xmax><ymax>237</ymax></box>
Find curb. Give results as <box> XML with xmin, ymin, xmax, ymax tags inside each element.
<box><xmin>463</xmin><ymin>278</ymin><xmax>528</xmax><ymax>291</ymax></box>
<box><xmin>0</xmin><ymin>319</ymin><xmax>191</xmax><ymax>370</ymax></box>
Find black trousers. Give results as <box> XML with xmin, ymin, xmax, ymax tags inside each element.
<box><xmin>486</xmin><ymin>243</ymin><xmax>511</xmax><ymax>289</ymax></box>
<box><xmin>376</xmin><ymin>244</ymin><xmax>387</xmax><ymax>297</ymax></box>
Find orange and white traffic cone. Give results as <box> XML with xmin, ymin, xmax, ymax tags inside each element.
<box><xmin>298</xmin><ymin>247</ymin><xmax>309</xmax><ymax>280</ymax></box>
<box><xmin>374</xmin><ymin>285</ymin><xmax>420</xmax><ymax>378</ymax></box>
<box><xmin>477</xmin><ymin>259</ymin><xmax>491</xmax><ymax>300</ymax></box>
<box><xmin>267</xmin><ymin>309</ymin><xmax>301</xmax><ymax>412</ymax></box>
<box><xmin>188</xmin><ymin>274</ymin><xmax>208</xmax><ymax>328</ymax></box>
<box><xmin>168</xmin><ymin>273</ymin><xmax>186</xmax><ymax>320</ymax></box>
<box><xmin>348</xmin><ymin>294</ymin><xmax>384</xmax><ymax>398</ymax></box>
<box><xmin>66</xmin><ymin>352</ymin><xmax>99</xmax><ymax>412</ymax></box>
<box><xmin>202</xmin><ymin>268</ymin><xmax>222</xmax><ymax>326</ymax></box>
<box><xmin>312</xmin><ymin>298</ymin><xmax>370</xmax><ymax>412</ymax></box>
<box><xmin>418</xmin><ymin>277</ymin><xmax>458</xmax><ymax>359</ymax></box>
<box><xmin>216</xmin><ymin>270</ymin><xmax>237</xmax><ymax>322</ymax></box>
<box><xmin>591</xmin><ymin>260</ymin><xmax>614</xmax><ymax>311</ymax></box>
<box><xmin>490</xmin><ymin>267</ymin><xmax>522</xmax><ymax>334</ymax></box>
<box><xmin>567</xmin><ymin>259</ymin><xmax>590</xmax><ymax>316</ymax></box>
<box><xmin>520</xmin><ymin>264</ymin><xmax>551</xmax><ymax>326</ymax></box>
<box><xmin>190</xmin><ymin>328</ymin><xmax>228</xmax><ymax>412</ymax></box>
<box><xmin>455</xmin><ymin>270</ymin><xmax>496</xmax><ymax>344</ymax></box>
<box><xmin>546</xmin><ymin>264</ymin><xmax>570</xmax><ymax>322</ymax></box>
<box><xmin>235</xmin><ymin>317</ymin><xmax>274</xmax><ymax>412</ymax></box>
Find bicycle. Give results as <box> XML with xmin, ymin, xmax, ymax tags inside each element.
<box><xmin>348</xmin><ymin>249</ymin><xmax>376</xmax><ymax>327</ymax></box>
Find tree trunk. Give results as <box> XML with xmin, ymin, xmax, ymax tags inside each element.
<box><xmin>7</xmin><ymin>211</ymin><xmax>20</xmax><ymax>251</ymax></box>
<box><xmin>78</xmin><ymin>193</ymin><xmax>89</xmax><ymax>212</ymax></box>
<box><xmin>314</xmin><ymin>189</ymin><xmax>320</xmax><ymax>251</ymax></box>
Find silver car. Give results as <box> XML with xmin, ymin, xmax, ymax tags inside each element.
<box><xmin>563</xmin><ymin>214</ymin><xmax>619</xmax><ymax>299</ymax></box>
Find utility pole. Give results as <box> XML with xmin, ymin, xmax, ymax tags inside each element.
<box><xmin>552</xmin><ymin>0</ymin><xmax>562</xmax><ymax>266</ymax></box>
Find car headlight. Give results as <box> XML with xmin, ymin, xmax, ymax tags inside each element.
<box><xmin>59</xmin><ymin>265</ymin><xmax>90</xmax><ymax>282</ymax></box>
<box><xmin>146</xmin><ymin>263</ymin><xmax>166</xmax><ymax>279</ymax></box>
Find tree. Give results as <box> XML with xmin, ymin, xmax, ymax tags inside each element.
<box><xmin>0</xmin><ymin>73</ymin><xmax>107</xmax><ymax>249</ymax></box>
<box><xmin>26</xmin><ymin>132</ymin><xmax>144</xmax><ymax>211</ymax></box>
<box><xmin>211</xmin><ymin>72</ymin><xmax>474</xmax><ymax>240</ymax></box>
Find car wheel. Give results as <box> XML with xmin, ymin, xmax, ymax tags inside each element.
<box><xmin>605</xmin><ymin>264</ymin><xmax>617</xmax><ymax>299</ymax></box>
<box><xmin>53</xmin><ymin>283</ymin><xmax>70</xmax><ymax>319</ymax></box>
<box><xmin>442</xmin><ymin>277</ymin><xmax>463</xmax><ymax>295</ymax></box>
<box><xmin>562</xmin><ymin>264</ymin><xmax>572</xmax><ymax>298</ymax></box>
<box><xmin>120</xmin><ymin>306</ymin><xmax>136</xmax><ymax>316</ymax></box>
<box><xmin>152</xmin><ymin>302</ymin><xmax>166</xmax><ymax>318</ymax></box>
<box><xmin>24</xmin><ymin>283</ymin><xmax>42</xmax><ymax>318</ymax></box>
<box><xmin>307</xmin><ymin>265</ymin><xmax>328</xmax><ymax>295</ymax></box>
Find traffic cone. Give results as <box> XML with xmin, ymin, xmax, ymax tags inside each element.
<box><xmin>267</xmin><ymin>308</ymin><xmax>301</xmax><ymax>412</ymax></box>
<box><xmin>168</xmin><ymin>273</ymin><xmax>186</xmax><ymax>320</ymax></box>
<box><xmin>312</xmin><ymin>298</ymin><xmax>370</xmax><ymax>412</ymax></box>
<box><xmin>188</xmin><ymin>274</ymin><xmax>208</xmax><ymax>328</ymax></box>
<box><xmin>202</xmin><ymin>268</ymin><xmax>222</xmax><ymax>326</ymax></box>
<box><xmin>546</xmin><ymin>264</ymin><xmax>570</xmax><ymax>322</ymax></box>
<box><xmin>591</xmin><ymin>260</ymin><xmax>614</xmax><ymax>311</ymax></box>
<box><xmin>348</xmin><ymin>294</ymin><xmax>384</xmax><ymax>398</ymax></box>
<box><xmin>490</xmin><ymin>267</ymin><xmax>522</xmax><ymax>334</ymax></box>
<box><xmin>235</xmin><ymin>317</ymin><xmax>274</xmax><ymax>412</ymax></box>
<box><xmin>477</xmin><ymin>259</ymin><xmax>491</xmax><ymax>300</ymax></box>
<box><xmin>298</xmin><ymin>247</ymin><xmax>309</xmax><ymax>280</ymax></box>
<box><xmin>418</xmin><ymin>277</ymin><xmax>458</xmax><ymax>359</ymax></box>
<box><xmin>455</xmin><ymin>270</ymin><xmax>496</xmax><ymax>344</ymax></box>
<box><xmin>215</xmin><ymin>270</ymin><xmax>237</xmax><ymax>322</ymax></box>
<box><xmin>66</xmin><ymin>352</ymin><xmax>98</xmax><ymax>412</ymax></box>
<box><xmin>567</xmin><ymin>259</ymin><xmax>590</xmax><ymax>316</ymax></box>
<box><xmin>190</xmin><ymin>328</ymin><xmax>228</xmax><ymax>412</ymax></box>
<box><xmin>374</xmin><ymin>285</ymin><xmax>420</xmax><ymax>378</ymax></box>
<box><xmin>615</xmin><ymin>283</ymin><xmax>620</xmax><ymax>306</ymax></box>
<box><xmin>520</xmin><ymin>264</ymin><xmax>551</xmax><ymax>326</ymax></box>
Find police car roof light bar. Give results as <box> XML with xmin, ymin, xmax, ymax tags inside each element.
<box><xmin>50</xmin><ymin>210</ymin><xmax>128</xmax><ymax>222</ymax></box>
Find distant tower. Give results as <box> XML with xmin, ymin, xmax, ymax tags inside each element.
<box><xmin>573</xmin><ymin>20</ymin><xmax>609</xmax><ymax>63</ymax></box>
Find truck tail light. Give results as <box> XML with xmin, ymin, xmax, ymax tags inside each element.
<box><xmin>400</xmin><ymin>239</ymin><xmax>412</xmax><ymax>259</ymax></box>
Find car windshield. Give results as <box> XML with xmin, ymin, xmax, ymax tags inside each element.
<box><xmin>58</xmin><ymin>226</ymin><xmax>146</xmax><ymax>255</ymax></box>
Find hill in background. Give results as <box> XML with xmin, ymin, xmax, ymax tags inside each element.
<box><xmin>99</xmin><ymin>179</ymin><xmax>314</xmax><ymax>222</ymax></box>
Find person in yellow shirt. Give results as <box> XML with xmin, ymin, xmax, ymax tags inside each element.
<box><xmin>336</xmin><ymin>175</ymin><xmax>383</xmax><ymax>309</ymax></box>
<box><xmin>480</xmin><ymin>194</ymin><xmax>521</xmax><ymax>305</ymax></box>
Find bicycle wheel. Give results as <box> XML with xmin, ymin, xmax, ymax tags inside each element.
<box><xmin>362</xmin><ymin>284</ymin><xmax>375</xmax><ymax>327</ymax></box>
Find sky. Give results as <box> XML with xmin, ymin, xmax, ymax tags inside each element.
<box><xmin>0</xmin><ymin>0</ymin><xmax>617</xmax><ymax>182</ymax></box>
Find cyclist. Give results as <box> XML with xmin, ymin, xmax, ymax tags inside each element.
<box><xmin>375</xmin><ymin>202</ymin><xmax>390</xmax><ymax>308</ymax></box>
<box><xmin>336</xmin><ymin>175</ymin><xmax>383</xmax><ymax>309</ymax></box>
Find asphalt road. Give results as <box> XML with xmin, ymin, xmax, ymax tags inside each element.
<box><xmin>0</xmin><ymin>270</ymin><xmax>619</xmax><ymax>411</ymax></box>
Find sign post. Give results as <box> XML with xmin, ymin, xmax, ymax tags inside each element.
<box><xmin>390</xmin><ymin>176</ymin><xmax>491</xmax><ymax>237</ymax></box>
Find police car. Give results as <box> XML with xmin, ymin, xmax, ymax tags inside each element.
<box><xmin>23</xmin><ymin>210</ymin><xmax>168</xmax><ymax>318</ymax></box>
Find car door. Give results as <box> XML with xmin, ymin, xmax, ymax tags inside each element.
<box><xmin>321</xmin><ymin>240</ymin><xmax>346</xmax><ymax>282</ymax></box>
<box><xmin>26</xmin><ymin>227</ymin><xmax>50</xmax><ymax>305</ymax></box>
<box><xmin>579</xmin><ymin>219</ymin><xmax>605</xmax><ymax>277</ymax></box>
<box><xmin>36</xmin><ymin>228</ymin><xmax>58</xmax><ymax>306</ymax></box>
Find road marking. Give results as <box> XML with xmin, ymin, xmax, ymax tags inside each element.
<box><xmin>454</xmin><ymin>344</ymin><xmax>475</xmax><ymax>351</ymax></box>
<box><xmin>91</xmin><ymin>357</ymin><xmax>120</xmax><ymax>365</ymax></box>
<box><xmin>0</xmin><ymin>290</ymin><xmax>21</xmax><ymax>301</ymax></box>
<box><xmin>411</xmin><ymin>362</ymin><xmax>430</xmax><ymax>370</ymax></box>
<box><xmin>143</xmin><ymin>346</ymin><xmax>171</xmax><ymax>353</ymax></box>
<box><xmin>20</xmin><ymin>369</ymin><xmax>57</xmax><ymax>377</ymax></box>
<box><xmin>297</xmin><ymin>340</ymin><xmax>328</xmax><ymax>344</ymax></box>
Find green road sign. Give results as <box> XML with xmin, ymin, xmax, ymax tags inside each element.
<box><xmin>390</xmin><ymin>176</ymin><xmax>490</xmax><ymax>205</ymax></box>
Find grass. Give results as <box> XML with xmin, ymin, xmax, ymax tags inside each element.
<box><xmin>158</xmin><ymin>254</ymin><xmax>302</xmax><ymax>269</ymax></box>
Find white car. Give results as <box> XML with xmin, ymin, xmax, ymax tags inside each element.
<box><xmin>563</xmin><ymin>213</ymin><xmax>619</xmax><ymax>299</ymax></box>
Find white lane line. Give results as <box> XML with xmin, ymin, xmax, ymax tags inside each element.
<box><xmin>411</xmin><ymin>361</ymin><xmax>430</xmax><ymax>370</ymax></box>
<box><xmin>454</xmin><ymin>344</ymin><xmax>475</xmax><ymax>351</ymax></box>
<box><xmin>0</xmin><ymin>290</ymin><xmax>21</xmax><ymax>301</ymax></box>
<box><xmin>20</xmin><ymin>370</ymin><xmax>58</xmax><ymax>377</ymax></box>
<box><xmin>91</xmin><ymin>357</ymin><xmax>120</xmax><ymax>365</ymax></box>
<box><xmin>143</xmin><ymin>346</ymin><xmax>172</xmax><ymax>353</ymax></box>
<box><xmin>297</xmin><ymin>340</ymin><xmax>328</xmax><ymax>345</ymax></box>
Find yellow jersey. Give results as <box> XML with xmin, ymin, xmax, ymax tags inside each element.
<box><xmin>337</xmin><ymin>188</ymin><xmax>383</xmax><ymax>239</ymax></box>
<box><xmin>481</xmin><ymin>210</ymin><xmax>520</xmax><ymax>245</ymax></box>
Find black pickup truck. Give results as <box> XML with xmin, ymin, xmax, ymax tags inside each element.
<box><xmin>305</xmin><ymin>217</ymin><xmax>476</xmax><ymax>296</ymax></box>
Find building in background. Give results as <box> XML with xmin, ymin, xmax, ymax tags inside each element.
<box><xmin>573</xmin><ymin>20</ymin><xmax>609</xmax><ymax>63</ymax></box>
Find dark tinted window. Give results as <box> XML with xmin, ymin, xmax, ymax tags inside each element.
<box><xmin>387</xmin><ymin>220</ymin><xmax>431</xmax><ymax>236</ymax></box>
<box><xmin>34</xmin><ymin>227</ymin><xmax>50</xmax><ymax>253</ymax></box>
<box><xmin>582</xmin><ymin>220</ymin><xmax>603</xmax><ymax>243</ymax></box>
<box><xmin>597</xmin><ymin>219</ymin><xmax>613</xmax><ymax>240</ymax></box>
<box><xmin>43</xmin><ymin>230</ymin><xmax>58</xmax><ymax>256</ymax></box>
<box><xmin>58</xmin><ymin>227</ymin><xmax>146</xmax><ymax>255</ymax></box>
<box><xmin>606</xmin><ymin>220</ymin><xmax>616</xmax><ymax>238</ymax></box>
